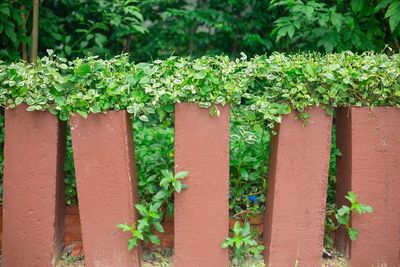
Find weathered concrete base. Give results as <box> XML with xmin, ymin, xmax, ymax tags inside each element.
<box><xmin>70</xmin><ymin>111</ymin><xmax>141</xmax><ymax>267</ymax></box>
<box><xmin>174</xmin><ymin>103</ymin><xmax>230</xmax><ymax>267</ymax></box>
<box><xmin>263</xmin><ymin>107</ymin><xmax>332</xmax><ymax>266</ymax></box>
<box><xmin>2</xmin><ymin>104</ymin><xmax>66</xmax><ymax>266</ymax></box>
<box><xmin>336</xmin><ymin>107</ymin><xmax>400</xmax><ymax>267</ymax></box>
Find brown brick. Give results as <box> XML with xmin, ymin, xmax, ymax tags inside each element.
<box><xmin>70</xmin><ymin>111</ymin><xmax>141</xmax><ymax>266</ymax></box>
<box><xmin>2</xmin><ymin>104</ymin><xmax>66</xmax><ymax>266</ymax></box>
<box><xmin>174</xmin><ymin>103</ymin><xmax>230</xmax><ymax>267</ymax></box>
<box><xmin>336</xmin><ymin>107</ymin><xmax>400</xmax><ymax>266</ymax></box>
<box><xmin>263</xmin><ymin>107</ymin><xmax>332</xmax><ymax>266</ymax></box>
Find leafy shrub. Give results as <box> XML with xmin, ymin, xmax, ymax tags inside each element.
<box><xmin>134</xmin><ymin>121</ymin><xmax>175</xmax><ymax>214</ymax></box>
<box><xmin>118</xmin><ymin>170</ymin><xmax>189</xmax><ymax>249</ymax></box>
<box><xmin>325</xmin><ymin>191</ymin><xmax>373</xmax><ymax>248</ymax></box>
<box><xmin>0</xmin><ymin>52</ymin><xmax>398</xmax><ymax>126</ymax></box>
<box><xmin>222</xmin><ymin>221</ymin><xmax>265</xmax><ymax>261</ymax></box>
<box><xmin>64</xmin><ymin>128</ymin><xmax>77</xmax><ymax>206</ymax></box>
<box><xmin>229</xmin><ymin>106</ymin><xmax>270</xmax><ymax>218</ymax></box>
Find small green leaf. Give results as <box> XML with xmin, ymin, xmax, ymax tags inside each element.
<box><xmin>148</xmin><ymin>234</ymin><xmax>160</xmax><ymax>245</ymax></box>
<box><xmin>15</xmin><ymin>97</ymin><xmax>23</xmax><ymax>105</ymax></box>
<box><xmin>337</xmin><ymin>213</ymin><xmax>350</xmax><ymax>226</ymax></box>
<box><xmin>193</xmin><ymin>71</ymin><xmax>207</xmax><ymax>79</ymax></box>
<box><xmin>128</xmin><ymin>237</ymin><xmax>138</xmax><ymax>250</ymax></box>
<box><xmin>139</xmin><ymin>115</ymin><xmax>149</xmax><ymax>122</ymax></box>
<box><xmin>90</xmin><ymin>106</ymin><xmax>101</xmax><ymax>113</ymax></box>
<box><xmin>135</xmin><ymin>204</ymin><xmax>148</xmax><ymax>217</ymax></box>
<box><xmin>75</xmin><ymin>63</ymin><xmax>91</xmax><ymax>76</ymax></box>
<box><xmin>385</xmin><ymin>1</ymin><xmax>400</xmax><ymax>18</ymax></box>
<box><xmin>347</xmin><ymin>227</ymin><xmax>359</xmax><ymax>241</ymax></box>
<box><xmin>116</xmin><ymin>224</ymin><xmax>131</xmax><ymax>232</ymax></box>
<box><xmin>134</xmin><ymin>230</ymin><xmax>144</xmax><ymax>240</ymax></box>
<box><xmin>175</xmin><ymin>171</ymin><xmax>189</xmax><ymax>179</ymax></box>
<box><xmin>152</xmin><ymin>221</ymin><xmax>165</xmax><ymax>233</ymax></box>
<box><xmin>345</xmin><ymin>191</ymin><xmax>357</xmax><ymax>204</ymax></box>
<box><xmin>173</xmin><ymin>180</ymin><xmax>182</xmax><ymax>193</ymax></box>
<box><xmin>26</xmin><ymin>106</ymin><xmax>36</xmax><ymax>112</ymax></box>
<box><xmin>149</xmin><ymin>201</ymin><xmax>162</xmax><ymax>213</ymax></box>
<box><xmin>233</xmin><ymin>222</ymin><xmax>241</xmax><ymax>235</ymax></box>
<box><xmin>77</xmin><ymin>110</ymin><xmax>88</xmax><ymax>118</ymax></box>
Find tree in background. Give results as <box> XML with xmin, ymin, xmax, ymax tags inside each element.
<box><xmin>270</xmin><ymin>0</ymin><xmax>400</xmax><ymax>52</ymax></box>
<box><xmin>131</xmin><ymin>0</ymin><xmax>278</xmax><ymax>61</ymax></box>
<box><xmin>0</xmin><ymin>0</ymin><xmax>146</xmax><ymax>61</ymax></box>
<box><xmin>1</xmin><ymin>0</ymin><xmax>400</xmax><ymax>62</ymax></box>
<box><xmin>30</xmin><ymin>0</ymin><xmax>38</xmax><ymax>62</ymax></box>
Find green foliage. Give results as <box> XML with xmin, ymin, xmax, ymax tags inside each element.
<box><xmin>326</xmin><ymin>124</ymin><xmax>341</xmax><ymax>206</ymax></box>
<box><xmin>132</xmin><ymin>0</ymin><xmax>276</xmax><ymax>60</ymax></box>
<box><xmin>117</xmin><ymin>170</ymin><xmax>189</xmax><ymax>250</ymax></box>
<box><xmin>376</xmin><ymin>0</ymin><xmax>400</xmax><ymax>32</ymax></box>
<box><xmin>0</xmin><ymin>1</ymin><xmax>31</xmax><ymax>61</ymax></box>
<box><xmin>270</xmin><ymin>0</ymin><xmax>385</xmax><ymax>52</ymax></box>
<box><xmin>40</xmin><ymin>0</ymin><xmax>146</xmax><ymax>58</ymax></box>
<box><xmin>339</xmin><ymin>192</ymin><xmax>374</xmax><ymax>240</ymax></box>
<box><xmin>222</xmin><ymin>221</ymin><xmax>265</xmax><ymax>261</ymax></box>
<box><xmin>134</xmin><ymin>122</ymin><xmax>174</xmax><ymax>211</ymax></box>
<box><xmin>2</xmin><ymin>1</ymin><xmax>400</xmax><ymax>62</ymax></box>
<box><xmin>1</xmin><ymin>52</ymin><xmax>398</xmax><ymax>129</ymax></box>
<box><xmin>64</xmin><ymin>128</ymin><xmax>77</xmax><ymax>206</ymax></box>
<box><xmin>325</xmin><ymin>191</ymin><xmax>373</xmax><ymax>248</ymax></box>
<box><xmin>0</xmin><ymin>0</ymin><xmax>145</xmax><ymax>60</ymax></box>
<box><xmin>229</xmin><ymin>106</ymin><xmax>270</xmax><ymax>218</ymax></box>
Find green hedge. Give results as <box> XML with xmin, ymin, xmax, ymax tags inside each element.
<box><xmin>0</xmin><ymin>51</ymin><xmax>399</xmax><ymax>130</ymax></box>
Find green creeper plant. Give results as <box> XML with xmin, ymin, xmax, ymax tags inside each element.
<box><xmin>117</xmin><ymin>170</ymin><xmax>189</xmax><ymax>250</ymax></box>
<box><xmin>325</xmin><ymin>191</ymin><xmax>373</xmax><ymax>248</ymax></box>
<box><xmin>337</xmin><ymin>191</ymin><xmax>373</xmax><ymax>240</ymax></box>
<box><xmin>1</xmin><ymin>51</ymin><xmax>399</xmax><ymax>127</ymax></box>
<box><xmin>222</xmin><ymin>221</ymin><xmax>265</xmax><ymax>261</ymax></box>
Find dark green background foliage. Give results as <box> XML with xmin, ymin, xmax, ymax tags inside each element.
<box><xmin>2</xmin><ymin>0</ymin><xmax>400</xmax><ymax>61</ymax></box>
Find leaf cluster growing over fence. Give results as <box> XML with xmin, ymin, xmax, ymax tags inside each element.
<box><xmin>0</xmin><ymin>51</ymin><xmax>399</xmax><ymax>130</ymax></box>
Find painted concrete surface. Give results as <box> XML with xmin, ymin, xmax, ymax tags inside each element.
<box><xmin>70</xmin><ymin>111</ymin><xmax>141</xmax><ymax>267</ymax></box>
<box><xmin>264</xmin><ymin>107</ymin><xmax>332</xmax><ymax>267</ymax></box>
<box><xmin>336</xmin><ymin>107</ymin><xmax>400</xmax><ymax>267</ymax></box>
<box><xmin>3</xmin><ymin>104</ymin><xmax>66</xmax><ymax>266</ymax></box>
<box><xmin>174</xmin><ymin>103</ymin><xmax>230</xmax><ymax>267</ymax></box>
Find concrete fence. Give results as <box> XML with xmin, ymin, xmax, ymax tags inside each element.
<box><xmin>2</xmin><ymin>104</ymin><xmax>399</xmax><ymax>267</ymax></box>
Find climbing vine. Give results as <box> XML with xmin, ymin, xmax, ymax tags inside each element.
<box><xmin>0</xmin><ymin>51</ymin><xmax>398</xmax><ymax>128</ymax></box>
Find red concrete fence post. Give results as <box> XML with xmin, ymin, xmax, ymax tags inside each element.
<box><xmin>174</xmin><ymin>103</ymin><xmax>230</xmax><ymax>267</ymax></box>
<box><xmin>70</xmin><ymin>111</ymin><xmax>141</xmax><ymax>267</ymax></box>
<box><xmin>336</xmin><ymin>107</ymin><xmax>400</xmax><ymax>267</ymax></box>
<box><xmin>263</xmin><ymin>107</ymin><xmax>332</xmax><ymax>266</ymax></box>
<box><xmin>2</xmin><ymin>104</ymin><xmax>66</xmax><ymax>266</ymax></box>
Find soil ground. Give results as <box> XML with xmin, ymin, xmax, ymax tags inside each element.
<box><xmin>52</xmin><ymin>248</ymin><xmax>349</xmax><ymax>267</ymax></box>
<box><xmin>0</xmin><ymin>248</ymin><xmax>349</xmax><ymax>266</ymax></box>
